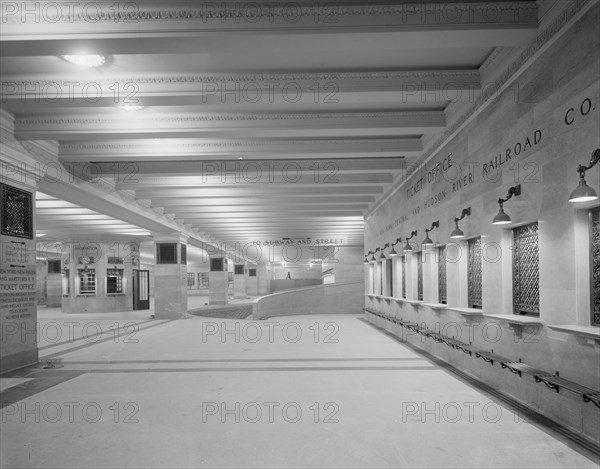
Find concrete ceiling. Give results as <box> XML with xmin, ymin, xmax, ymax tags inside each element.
<box><xmin>1</xmin><ymin>1</ymin><xmax>540</xmax><ymax>253</ymax></box>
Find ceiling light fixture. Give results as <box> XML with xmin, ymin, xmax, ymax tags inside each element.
<box><xmin>119</xmin><ymin>103</ymin><xmax>145</xmax><ymax>111</ymax></box>
<box><xmin>569</xmin><ymin>149</ymin><xmax>600</xmax><ymax>202</ymax></box>
<box><xmin>61</xmin><ymin>54</ymin><xmax>106</xmax><ymax>68</ymax></box>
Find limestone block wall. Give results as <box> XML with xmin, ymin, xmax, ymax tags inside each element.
<box><xmin>364</xmin><ymin>3</ymin><xmax>600</xmax><ymax>442</ymax></box>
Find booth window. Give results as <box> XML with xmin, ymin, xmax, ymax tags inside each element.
<box><xmin>513</xmin><ymin>223</ymin><xmax>540</xmax><ymax>316</ymax></box>
<box><xmin>438</xmin><ymin>245</ymin><xmax>447</xmax><ymax>304</ymax></box>
<box><xmin>234</xmin><ymin>265</ymin><xmax>245</xmax><ymax>275</ymax></box>
<box><xmin>79</xmin><ymin>269</ymin><xmax>96</xmax><ymax>294</ymax></box>
<box><xmin>106</xmin><ymin>269</ymin><xmax>123</xmax><ymax>294</ymax></box>
<box><xmin>401</xmin><ymin>255</ymin><xmax>406</xmax><ymax>299</ymax></box>
<box><xmin>468</xmin><ymin>238</ymin><xmax>482</xmax><ymax>309</ymax></box>
<box><xmin>199</xmin><ymin>272</ymin><xmax>209</xmax><ymax>287</ymax></box>
<box><xmin>590</xmin><ymin>208</ymin><xmax>600</xmax><ymax>326</ymax></box>
<box><xmin>417</xmin><ymin>251</ymin><xmax>423</xmax><ymax>301</ymax></box>
<box><xmin>248</xmin><ymin>268</ymin><xmax>257</xmax><ymax>277</ymax></box>
<box><xmin>187</xmin><ymin>272</ymin><xmax>195</xmax><ymax>287</ymax></box>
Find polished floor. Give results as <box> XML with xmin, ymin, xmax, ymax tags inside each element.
<box><xmin>1</xmin><ymin>310</ymin><xmax>599</xmax><ymax>468</ymax></box>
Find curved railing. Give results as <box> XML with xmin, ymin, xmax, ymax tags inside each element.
<box><xmin>251</xmin><ymin>281</ymin><xmax>364</xmax><ymax>319</ymax></box>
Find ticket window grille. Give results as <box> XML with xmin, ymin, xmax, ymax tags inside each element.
<box><xmin>513</xmin><ymin>223</ymin><xmax>540</xmax><ymax>316</ymax></box>
<box><xmin>106</xmin><ymin>269</ymin><xmax>123</xmax><ymax>294</ymax></box>
<box><xmin>438</xmin><ymin>245</ymin><xmax>447</xmax><ymax>304</ymax></box>
<box><xmin>467</xmin><ymin>238</ymin><xmax>483</xmax><ymax>309</ymax></box>
<box><xmin>417</xmin><ymin>252</ymin><xmax>423</xmax><ymax>301</ymax></box>
<box><xmin>401</xmin><ymin>256</ymin><xmax>406</xmax><ymax>299</ymax></box>
<box><xmin>590</xmin><ymin>208</ymin><xmax>600</xmax><ymax>326</ymax></box>
<box><xmin>386</xmin><ymin>259</ymin><xmax>393</xmax><ymax>297</ymax></box>
<box><xmin>79</xmin><ymin>269</ymin><xmax>96</xmax><ymax>295</ymax></box>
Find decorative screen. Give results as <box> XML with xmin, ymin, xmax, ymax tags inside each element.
<box><xmin>591</xmin><ymin>208</ymin><xmax>599</xmax><ymax>326</ymax></box>
<box><xmin>1</xmin><ymin>183</ymin><xmax>33</xmax><ymax>239</ymax></box>
<box><xmin>156</xmin><ymin>243</ymin><xmax>177</xmax><ymax>264</ymax></box>
<box><xmin>417</xmin><ymin>251</ymin><xmax>423</xmax><ymax>301</ymax></box>
<box><xmin>401</xmin><ymin>256</ymin><xmax>406</xmax><ymax>299</ymax></box>
<box><xmin>513</xmin><ymin>223</ymin><xmax>539</xmax><ymax>316</ymax></box>
<box><xmin>468</xmin><ymin>238</ymin><xmax>482</xmax><ymax>309</ymax></box>
<box><xmin>438</xmin><ymin>245</ymin><xmax>447</xmax><ymax>304</ymax></box>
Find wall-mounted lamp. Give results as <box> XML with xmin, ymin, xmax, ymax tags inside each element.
<box><xmin>450</xmin><ymin>207</ymin><xmax>471</xmax><ymax>238</ymax></box>
<box><xmin>389</xmin><ymin>238</ymin><xmax>402</xmax><ymax>257</ymax></box>
<box><xmin>379</xmin><ymin>243</ymin><xmax>389</xmax><ymax>261</ymax></box>
<box><xmin>492</xmin><ymin>184</ymin><xmax>521</xmax><ymax>225</ymax></box>
<box><xmin>569</xmin><ymin>149</ymin><xmax>600</xmax><ymax>202</ymax></box>
<box><xmin>403</xmin><ymin>231</ymin><xmax>418</xmax><ymax>253</ymax></box>
<box><xmin>422</xmin><ymin>221</ymin><xmax>440</xmax><ymax>249</ymax></box>
<box><xmin>62</xmin><ymin>265</ymin><xmax>69</xmax><ymax>274</ymax></box>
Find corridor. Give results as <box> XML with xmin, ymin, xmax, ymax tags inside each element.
<box><xmin>1</xmin><ymin>313</ymin><xmax>597</xmax><ymax>468</ymax></box>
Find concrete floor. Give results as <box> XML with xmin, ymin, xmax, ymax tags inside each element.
<box><xmin>1</xmin><ymin>312</ymin><xmax>599</xmax><ymax>469</ymax></box>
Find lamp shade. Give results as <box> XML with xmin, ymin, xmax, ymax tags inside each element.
<box><xmin>389</xmin><ymin>246</ymin><xmax>398</xmax><ymax>257</ymax></box>
<box><xmin>403</xmin><ymin>241</ymin><xmax>413</xmax><ymax>252</ymax></box>
<box><xmin>492</xmin><ymin>206</ymin><xmax>511</xmax><ymax>225</ymax></box>
<box><xmin>569</xmin><ymin>179</ymin><xmax>598</xmax><ymax>202</ymax></box>
<box><xmin>422</xmin><ymin>234</ymin><xmax>434</xmax><ymax>248</ymax></box>
<box><xmin>450</xmin><ymin>222</ymin><xmax>465</xmax><ymax>238</ymax></box>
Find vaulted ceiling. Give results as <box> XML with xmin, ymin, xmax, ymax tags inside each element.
<box><xmin>1</xmin><ymin>0</ymin><xmax>541</xmax><ymax>254</ymax></box>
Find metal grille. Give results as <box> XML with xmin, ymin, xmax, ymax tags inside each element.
<box><xmin>107</xmin><ymin>257</ymin><xmax>123</xmax><ymax>265</ymax></box>
<box><xmin>234</xmin><ymin>265</ymin><xmax>245</xmax><ymax>275</ymax></box>
<box><xmin>513</xmin><ymin>223</ymin><xmax>540</xmax><ymax>316</ymax></box>
<box><xmin>387</xmin><ymin>259</ymin><xmax>393</xmax><ymax>297</ymax></box>
<box><xmin>106</xmin><ymin>270</ymin><xmax>123</xmax><ymax>294</ymax></box>
<box><xmin>468</xmin><ymin>238</ymin><xmax>482</xmax><ymax>309</ymax></box>
<box><xmin>48</xmin><ymin>260</ymin><xmax>61</xmax><ymax>273</ymax></box>
<box><xmin>248</xmin><ymin>268</ymin><xmax>257</xmax><ymax>277</ymax></box>
<box><xmin>211</xmin><ymin>257</ymin><xmax>224</xmax><ymax>271</ymax></box>
<box><xmin>187</xmin><ymin>272</ymin><xmax>195</xmax><ymax>287</ymax></box>
<box><xmin>591</xmin><ymin>208</ymin><xmax>600</xmax><ymax>326</ymax></box>
<box><xmin>438</xmin><ymin>245</ymin><xmax>447</xmax><ymax>304</ymax></box>
<box><xmin>79</xmin><ymin>269</ymin><xmax>96</xmax><ymax>294</ymax></box>
<box><xmin>181</xmin><ymin>244</ymin><xmax>187</xmax><ymax>265</ymax></box>
<box><xmin>1</xmin><ymin>183</ymin><xmax>33</xmax><ymax>239</ymax></box>
<box><xmin>401</xmin><ymin>256</ymin><xmax>406</xmax><ymax>299</ymax></box>
<box><xmin>156</xmin><ymin>243</ymin><xmax>177</xmax><ymax>264</ymax></box>
<box><xmin>417</xmin><ymin>251</ymin><xmax>423</xmax><ymax>301</ymax></box>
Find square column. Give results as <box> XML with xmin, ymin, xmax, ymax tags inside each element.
<box><xmin>153</xmin><ymin>234</ymin><xmax>188</xmax><ymax>319</ymax></box>
<box><xmin>209</xmin><ymin>256</ymin><xmax>228</xmax><ymax>305</ymax></box>
<box><xmin>233</xmin><ymin>263</ymin><xmax>246</xmax><ymax>299</ymax></box>
<box><xmin>246</xmin><ymin>266</ymin><xmax>259</xmax><ymax>296</ymax></box>
<box><xmin>0</xmin><ymin>180</ymin><xmax>38</xmax><ymax>373</ymax></box>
